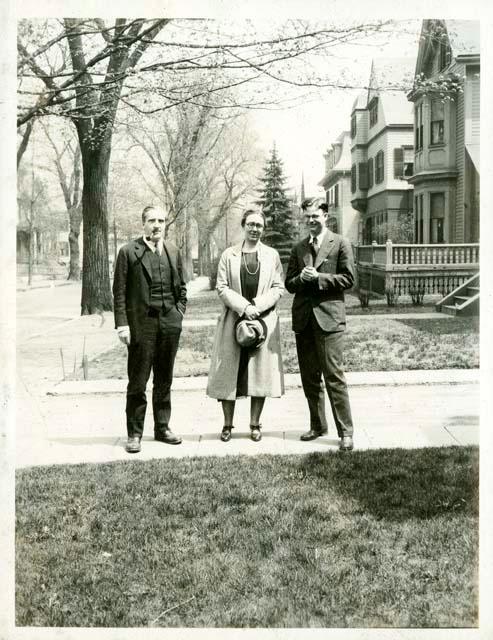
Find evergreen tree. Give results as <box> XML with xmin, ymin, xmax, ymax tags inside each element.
<box><xmin>256</xmin><ymin>145</ymin><xmax>294</xmax><ymax>262</ymax></box>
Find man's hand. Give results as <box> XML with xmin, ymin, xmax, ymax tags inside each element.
<box><xmin>243</xmin><ymin>304</ymin><xmax>260</xmax><ymax>320</ymax></box>
<box><xmin>117</xmin><ymin>327</ymin><xmax>131</xmax><ymax>346</ymax></box>
<box><xmin>300</xmin><ymin>266</ymin><xmax>319</xmax><ymax>282</ymax></box>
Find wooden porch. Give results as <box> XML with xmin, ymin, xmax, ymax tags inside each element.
<box><xmin>353</xmin><ymin>241</ymin><xmax>480</xmax><ymax>300</ymax></box>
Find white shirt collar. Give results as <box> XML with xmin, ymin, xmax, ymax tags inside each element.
<box><xmin>309</xmin><ymin>227</ymin><xmax>328</xmax><ymax>245</ymax></box>
<box><xmin>143</xmin><ymin>235</ymin><xmax>164</xmax><ymax>253</ymax></box>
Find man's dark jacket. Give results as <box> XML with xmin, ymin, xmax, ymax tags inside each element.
<box><xmin>285</xmin><ymin>230</ymin><xmax>355</xmax><ymax>333</ymax></box>
<box><xmin>113</xmin><ymin>237</ymin><xmax>187</xmax><ymax>343</ymax></box>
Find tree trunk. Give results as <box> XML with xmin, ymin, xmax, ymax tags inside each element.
<box><xmin>80</xmin><ymin>144</ymin><xmax>113</xmax><ymax>314</ymax></box>
<box><xmin>184</xmin><ymin>211</ymin><xmax>194</xmax><ymax>279</ymax></box>
<box><xmin>67</xmin><ymin>205</ymin><xmax>82</xmax><ymax>280</ymax></box>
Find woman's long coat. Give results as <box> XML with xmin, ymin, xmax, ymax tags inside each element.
<box><xmin>206</xmin><ymin>242</ymin><xmax>285</xmax><ymax>400</ymax></box>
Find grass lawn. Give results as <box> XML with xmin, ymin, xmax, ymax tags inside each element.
<box><xmin>84</xmin><ymin>315</ymin><xmax>479</xmax><ymax>380</ymax></box>
<box><xmin>16</xmin><ymin>446</ymin><xmax>478</xmax><ymax>628</ymax></box>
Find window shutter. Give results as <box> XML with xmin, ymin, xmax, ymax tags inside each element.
<box><xmin>394</xmin><ymin>148</ymin><xmax>404</xmax><ymax>179</ymax></box>
<box><xmin>368</xmin><ymin>158</ymin><xmax>374</xmax><ymax>188</ymax></box>
<box><xmin>334</xmin><ymin>184</ymin><xmax>339</xmax><ymax>207</ymax></box>
<box><xmin>351</xmin><ymin>165</ymin><xmax>357</xmax><ymax>193</ymax></box>
<box><xmin>359</xmin><ymin>162</ymin><xmax>368</xmax><ymax>189</ymax></box>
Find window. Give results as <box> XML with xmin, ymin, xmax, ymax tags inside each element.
<box><xmin>394</xmin><ymin>148</ymin><xmax>404</xmax><ymax>179</ymax></box>
<box><xmin>351</xmin><ymin>114</ymin><xmax>357</xmax><ymax>138</ymax></box>
<box><xmin>375</xmin><ymin>151</ymin><xmax>384</xmax><ymax>184</ymax></box>
<box><xmin>334</xmin><ymin>184</ymin><xmax>339</xmax><ymax>207</ymax></box>
<box><xmin>403</xmin><ymin>147</ymin><xmax>414</xmax><ymax>177</ymax></box>
<box><xmin>415</xmin><ymin>103</ymin><xmax>423</xmax><ymax>151</ymax></box>
<box><xmin>394</xmin><ymin>147</ymin><xmax>414</xmax><ymax>179</ymax></box>
<box><xmin>367</xmin><ymin>158</ymin><xmax>374</xmax><ymax>188</ymax></box>
<box><xmin>359</xmin><ymin>162</ymin><xmax>368</xmax><ymax>190</ymax></box>
<box><xmin>369</xmin><ymin>98</ymin><xmax>378</xmax><ymax>127</ymax></box>
<box><xmin>430</xmin><ymin>100</ymin><xmax>445</xmax><ymax>145</ymax></box>
<box><xmin>430</xmin><ymin>192</ymin><xmax>445</xmax><ymax>243</ymax></box>
<box><xmin>351</xmin><ymin>164</ymin><xmax>357</xmax><ymax>193</ymax></box>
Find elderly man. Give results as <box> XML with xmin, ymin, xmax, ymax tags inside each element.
<box><xmin>285</xmin><ymin>197</ymin><xmax>355</xmax><ymax>451</ymax></box>
<box><xmin>113</xmin><ymin>205</ymin><xmax>187</xmax><ymax>453</ymax></box>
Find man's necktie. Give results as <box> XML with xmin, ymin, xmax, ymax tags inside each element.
<box><xmin>311</xmin><ymin>236</ymin><xmax>319</xmax><ymax>262</ymax></box>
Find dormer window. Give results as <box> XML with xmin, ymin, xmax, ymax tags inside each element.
<box><xmin>369</xmin><ymin>98</ymin><xmax>378</xmax><ymax>128</ymax></box>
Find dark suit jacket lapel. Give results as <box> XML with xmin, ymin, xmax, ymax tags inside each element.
<box><xmin>314</xmin><ymin>230</ymin><xmax>335</xmax><ymax>269</ymax></box>
<box><xmin>133</xmin><ymin>238</ymin><xmax>152</xmax><ymax>281</ymax></box>
<box><xmin>301</xmin><ymin>237</ymin><xmax>313</xmax><ymax>267</ymax></box>
<box><xmin>163</xmin><ymin>241</ymin><xmax>180</xmax><ymax>292</ymax></box>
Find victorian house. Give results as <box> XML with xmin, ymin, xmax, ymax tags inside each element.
<box><xmin>407</xmin><ymin>20</ymin><xmax>479</xmax><ymax>245</ymax></box>
<box><xmin>350</xmin><ymin>58</ymin><xmax>416</xmax><ymax>244</ymax></box>
<box><xmin>318</xmin><ymin>131</ymin><xmax>358</xmax><ymax>243</ymax></box>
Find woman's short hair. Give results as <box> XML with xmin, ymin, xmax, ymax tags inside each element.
<box><xmin>240</xmin><ymin>209</ymin><xmax>266</xmax><ymax>228</ymax></box>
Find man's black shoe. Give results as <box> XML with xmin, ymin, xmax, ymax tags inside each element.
<box><xmin>300</xmin><ymin>429</ymin><xmax>328</xmax><ymax>442</ymax></box>
<box><xmin>154</xmin><ymin>428</ymin><xmax>182</xmax><ymax>445</ymax></box>
<box><xmin>125</xmin><ymin>436</ymin><xmax>142</xmax><ymax>453</ymax></box>
<box><xmin>339</xmin><ymin>435</ymin><xmax>354</xmax><ymax>451</ymax></box>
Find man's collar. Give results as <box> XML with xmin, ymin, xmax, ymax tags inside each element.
<box><xmin>142</xmin><ymin>235</ymin><xmax>164</xmax><ymax>253</ymax></box>
<box><xmin>309</xmin><ymin>227</ymin><xmax>328</xmax><ymax>244</ymax></box>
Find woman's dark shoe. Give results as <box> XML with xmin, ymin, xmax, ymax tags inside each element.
<box><xmin>250</xmin><ymin>424</ymin><xmax>262</xmax><ymax>442</ymax></box>
<box><xmin>220</xmin><ymin>426</ymin><xmax>233</xmax><ymax>442</ymax></box>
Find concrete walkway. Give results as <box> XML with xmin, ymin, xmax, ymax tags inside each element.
<box><xmin>16</xmin><ymin>277</ymin><xmax>480</xmax><ymax>470</ymax></box>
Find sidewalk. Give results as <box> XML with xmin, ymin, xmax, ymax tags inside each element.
<box><xmin>16</xmin><ymin>379</ymin><xmax>479</xmax><ymax>469</ymax></box>
<box><xmin>16</xmin><ymin>276</ymin><xmax>480</xmax><ymax>469</ymax></box>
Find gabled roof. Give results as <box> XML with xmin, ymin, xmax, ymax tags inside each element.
<box><xmin>415</xmin><ymin>20</ymin><xmax>479</xmax><ymax>78</ymax></box>
<box><xmin>318</xmin><ymin>131</ymin><xmax>352</xmax><ymax>186</ymax></box>
<box><xmin>351</xmin><ymin>92</ymin><xmax>367</xmax><ymax>112</ymax></box>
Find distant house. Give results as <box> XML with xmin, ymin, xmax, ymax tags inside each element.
<box><xmin>350</xmin><ymin>58</ymin><xmax>416</xmax><ymax>244</ymax></box>
<box><xmin>318</xmin><ymin>131</ymin><xmax>358</xmax><ymax>243</ymax></box>
<box><xmin>407</xmin><ymin>20</ymin><xmax>479</xmax><ymax>244</ymax></box>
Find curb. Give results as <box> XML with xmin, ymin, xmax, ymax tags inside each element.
<box><xmin>47</xmin><ymin>369</ymin><xmax>480</xmax><ymax>396</ymax></box>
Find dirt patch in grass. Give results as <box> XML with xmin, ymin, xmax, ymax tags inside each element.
<box><xmin>16</xmin><ymin>446</ymin><xmax>478</xmax><ymax>627</ymax></box>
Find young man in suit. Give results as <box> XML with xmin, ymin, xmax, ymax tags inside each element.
<box><xmin>113</xmin><ymin>205</ymin><xmax>187</xmax><ymax>453</ymax></box>
<box><xmin>285</xmin><ymin>197</ymin><xmax>355</xmax><ymax>451</ymax></box>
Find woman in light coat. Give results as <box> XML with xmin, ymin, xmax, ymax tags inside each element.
<box><xmin>206</xmin><ymin>209</ymin><xmax>285</xmax><ymax>442</ymax></box>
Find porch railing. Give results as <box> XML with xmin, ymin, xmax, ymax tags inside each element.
<box><xmin>353</xmin><ymin>241</ymin><xmax>480</xmax><ymax>297</ymax></box>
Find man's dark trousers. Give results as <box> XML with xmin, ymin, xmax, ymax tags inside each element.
<box><xmin>295</xmin><ymin>314</ymin><xmax>353</xmax><ymax>437</ymax></box>
<box><xmin>126</xmin><ymin>311</ymin><xmax>181</xmax><ymax>438</ymax></box>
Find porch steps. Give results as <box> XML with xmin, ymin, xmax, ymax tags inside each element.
<box><xmin>436</xmin><ymin>273</ymin><xmax>479</xmax><ymax>317</ymax></box>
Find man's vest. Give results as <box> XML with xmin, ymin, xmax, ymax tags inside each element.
<box><xmin>148</xmin><ymin>249</ymin><xmax>176</xmax><ymax>313</ymax></box>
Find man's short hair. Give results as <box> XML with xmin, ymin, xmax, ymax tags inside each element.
<box><xmin>300</xmin><ymin>197</ymin><xmax>327</xmax><ymax>212</ymax></box>
<box><xmin>142</xmin><ymin>205</ymin><xmax>166</xmax><ymax>224</ymax></box>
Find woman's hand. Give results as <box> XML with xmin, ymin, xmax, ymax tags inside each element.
<box><xmin>243</xmin><ymin>304</ymin><xmax>260</xmax><ymax>320</ymax></box>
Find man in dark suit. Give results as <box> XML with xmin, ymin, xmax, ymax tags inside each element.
<box><xmin>285</xmin><ymin>197</ymin><xmax>355</xmax><ymax>451</ymax></box>
<box><xmin>113</xmin><ymin>205</ymin><xmax>187</xmax><ymax>453</ymax></box>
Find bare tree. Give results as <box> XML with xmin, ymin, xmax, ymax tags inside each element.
<box><xmin>38</xmin><ymin>120</ymin><xmax>83</xmax><ymax>280</ymax></box>
<box><xmin>18</xmin><ymin>19</ymin><xmax>169</xmax><ymax>312</ymax></box>
<box><xmin>17</xmin><ymin>18</ymin><xmax>395</xmax><ymax>311</ymax></box>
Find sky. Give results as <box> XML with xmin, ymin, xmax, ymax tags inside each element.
<box><xmin>251</xmin><ymin>19</ymin><xmax>422</xmax><ymax>197</ymax></box>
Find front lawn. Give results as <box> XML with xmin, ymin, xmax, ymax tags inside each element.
<box><xmin>187</xmin><ymin>288</ymin><xmax>442</xmax><ymax>318</ymax></box>
<box><xmin>16</xmin><ymin>446</ymin><xmax>479</xmax><ymax>627</ymax></box>
<box><xmin>83</xmin><ymin>315</ymin><xmax>479</xmax><ymax>380</ymax></box>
